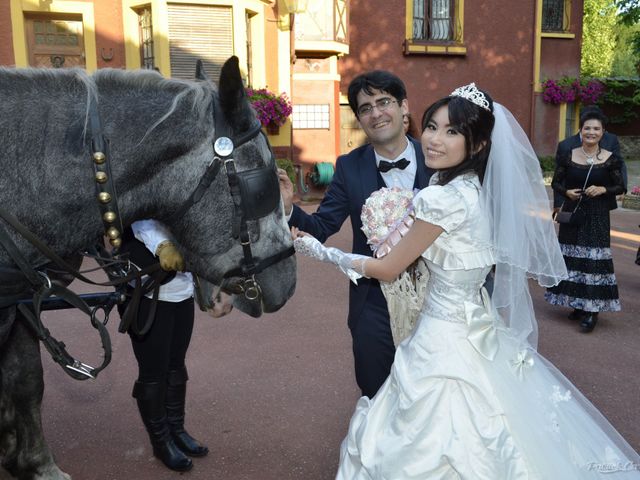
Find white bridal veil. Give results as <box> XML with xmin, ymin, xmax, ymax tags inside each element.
<box><xmin>482</xmin><ymin>102</ymin><xmax>567</xmax><ymax>348</ymax></box>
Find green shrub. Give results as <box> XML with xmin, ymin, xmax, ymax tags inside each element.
<box><xmin>538</xmin><ymin>155</ymin><xmax>556</xmax><ymax>173</ymax></box>
<box><xmin>276</xmin><ymin>158</ymin><xmax>296</xmax><ymax>190</ymax></box>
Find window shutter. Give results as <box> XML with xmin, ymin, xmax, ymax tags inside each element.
<box><xmin>167</xmin><ymin>4</ymin><xmax>233</xmax><ymax>81</ymax></box>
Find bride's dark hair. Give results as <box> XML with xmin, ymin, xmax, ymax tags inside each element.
<box><xmin>421</xmin><ymin>90</ymin><xmax>495</xmax><ymax>185</ymax></box>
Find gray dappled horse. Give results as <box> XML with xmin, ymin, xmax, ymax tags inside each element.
<box><xmin>0</xmin><ymin>57</ymin><xmax>296</xmax><ymax>479</ymax></box>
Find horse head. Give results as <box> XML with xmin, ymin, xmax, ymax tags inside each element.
<box><xmin>166</xmin><ymin>57</ymin><xmax>296</xmax><ymax>317</ymax></box>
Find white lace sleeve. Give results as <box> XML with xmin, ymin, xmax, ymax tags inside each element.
<box><xmin>412</xmin><ymin>184</ymin><xmax>468</xmax><ymax>233</ymax></box>
<box><xmin>293</xmin><ymin>236</ymin><xmax>370</xmax><ymax>284</ymax></box>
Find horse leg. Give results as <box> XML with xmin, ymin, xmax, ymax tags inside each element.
<box><xmin>0</xmin><ymin>314</ymin><xmax>71</xmax><ymax>480</ymax></box>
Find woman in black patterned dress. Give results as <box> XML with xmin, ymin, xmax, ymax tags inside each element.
<box><xmin>545</xmin><ymin>109</ymin><xmax>625</xmax><ymax>332</ymax></box>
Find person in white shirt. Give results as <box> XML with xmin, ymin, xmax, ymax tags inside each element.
<box><xmin>120</xmin><ymin>219</ymin><xmax>207</xmax><ymax>472</ymax></box>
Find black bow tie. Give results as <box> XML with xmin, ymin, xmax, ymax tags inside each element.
<box><xmin>378</xmin><ymin>158</ymin><xmax>410</xmax><ymax>173</ymax></box>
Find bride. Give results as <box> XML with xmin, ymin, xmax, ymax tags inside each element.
<box><xmin>293</xmin><ymin>84</ymin><xmax>640</xmax><ymax>479</ymax></box>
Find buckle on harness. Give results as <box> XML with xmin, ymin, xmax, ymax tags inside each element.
<box><xmin>65</xmin><ymin>360</ymin><xmax>95</xmax><ymax>379</ymax></box>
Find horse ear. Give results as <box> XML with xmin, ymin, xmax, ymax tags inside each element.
<box><xmin>196</xmin><ymin>59</ymin><xmax>209</xmax><ymax>80</ymax></box>
<box><xmin>195</xmin><ymin>59</ymin><xmax>209</xmax><ymax>81</ymax></box>
<box><xmin>218</xmin><ymin>56</ymin><xmax>253</xmax><ymax>131</ymax></box>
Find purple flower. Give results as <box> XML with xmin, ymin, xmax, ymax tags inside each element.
<box><xmin>542</xmin><ymin>77</ymin><xmax>606</xmax><ymax>105</ymax></box>
<box><xmin>246</xmin><ymin>88</ymin><xmax>293</xmax><ymax>127</ymax></box>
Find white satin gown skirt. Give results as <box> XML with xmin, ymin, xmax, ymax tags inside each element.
<box><xmin>336</xmin><ymin>277</ymin><xmax>640</xmax><ymax>479</ymax></box>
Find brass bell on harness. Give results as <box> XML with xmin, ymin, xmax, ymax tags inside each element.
<box><xmin>98</xmin><ymin>192</ymin><xmax>111</xmax><ymax>204</ymax></box>
<box><xmin>106</xmin><ymin>227</ymin><xmax>120</xmax><ymax>240</ymax></box>
<box><xmin>95</xmin><ymin>171</ymin><xmax>108</xmax><ymax>183</ymax></box>
<box><xmin>110</xmin><ymin>237</ymin><xmax>122</xmax><ymax>248</ymax></box>
<box><xmin>103</xmin><ymin>211</ymin><xmax>117</xmax><ymax>223</ymax></box>
<box><xmin>93</xmin><ymin>152</ymin><xmax>106</xmax><ymax>164</ymax></box>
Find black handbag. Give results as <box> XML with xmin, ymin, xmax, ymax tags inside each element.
<box><xmin>554</xmin><ymin>163</ymin><xmax>593</xmax><ymax>226</ymax></box>
<box><xmin>554</xmin><ymin>203</ymin><xmax>586</xmax><ymax>225</ymax></box>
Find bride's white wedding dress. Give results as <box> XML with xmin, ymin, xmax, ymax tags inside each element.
<box><xmin>335</xmin><ymin>174</ymin><xmax>640</xmax><ymax>479</ymax></box>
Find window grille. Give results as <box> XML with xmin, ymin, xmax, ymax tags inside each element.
<box><xmin>293</xmin><ymin>104</ymin><xmax>330</xmax><ymax>130</ymax></box>
<box><xmin>542</xmin><ymin>0</ymin><xmax>567</xmax><ymax>32</ymax></box>
<box><xmin>137</xmin><ymin>7</ymin><xmax>155</xmax><ymax>70</ymax></box>
<box><xmin>413</xmin><ymin>0</ymin><xmax>454</xmax><ymax>42</ymax></box>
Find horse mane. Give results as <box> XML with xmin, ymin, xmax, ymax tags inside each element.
<box><xmin>0</xmin><ymin>67</ymin><xmax>215</xmax><ymax>141</ymax></box>
<box><xmin>92</xmin><ymin>69</ymin><xmax>214</xmax><ymax>139</ymax></box>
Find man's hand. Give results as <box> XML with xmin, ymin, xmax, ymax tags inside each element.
<box><xmin>277</xmin><ymin>168</ymin><xmax>294</xmax><ymax>216</ymax></box>
<box><xmin>156</xmin><ymin>241</ymin><xmax>185</xmax><ymax>271</ymax></box>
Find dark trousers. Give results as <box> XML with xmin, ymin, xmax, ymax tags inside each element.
<box><xmin>350</xmin><ymin>286</ymin><xmax>395</xmax><ymax>399</ymax></box>
<box><xmin>127</xmin><ymin>296</ymin><xmax>195</xmax><ymax>383</ymax></box>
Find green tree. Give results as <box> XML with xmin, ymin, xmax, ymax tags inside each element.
<box><xmin>615</xmin><ymin>0</ymin><xmax>640</xmax><ymax>72</ymax></box>
<box><xmin>615</xmin><ymin>0</ymin><xmax>640</xmax><ymax>25</ymax></box>
<box><xmin>581</xmin><ymin>0</ymin><xmax>618</xmax><ymax>76</ymax></box>
<box><xmin>611</xmin><ymin>22</ymin><xmax>640</xmax><ymax>75</ymax></box>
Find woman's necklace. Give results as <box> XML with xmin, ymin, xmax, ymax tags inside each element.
<box><xmin>581</xmin><ymin>146</ymin><xmax>598</xmax><ymax>165</ymax></box>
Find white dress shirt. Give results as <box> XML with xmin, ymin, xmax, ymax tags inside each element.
<box><xmin>375</xmin><ymin>137</ymin><xmax>417</xmax><ymax>190</ymax></box>
<box><xmin>131</xmin><ymin>219</ymin><xmax>194</xmax><ymax>302</ymax></box>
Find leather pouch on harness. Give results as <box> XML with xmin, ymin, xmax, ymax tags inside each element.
<box><xmin>117</xmin><ymin>227</ymin><xmax>175</xmax><ymax>336</ymax></box>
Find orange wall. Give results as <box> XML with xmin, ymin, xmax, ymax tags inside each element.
<box><xmin>94</xmin><ymin>0</ymin><xmax>126</xmax><ymax>69</ymax></box>
<box><xmin>0</xmin><ymin>1</ymin><xmax>15</xmax><ymax>65</ymax></box>
<box><xmin>292</xmin><ymin>78</ymin><xmax>339</xmax><ymax>165</ymax></box>
<box><xmin>264</xmin><ymin>5</ymin><xmax>280</xmax><ymax>90</ymax></box>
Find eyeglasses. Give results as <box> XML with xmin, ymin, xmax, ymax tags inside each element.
<box><xmin>357</xmin><ymin>97</ymin><xmax>398</xmax><ymax>117</ymax></box>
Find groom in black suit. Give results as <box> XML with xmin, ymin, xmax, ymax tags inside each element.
<box><xmin>279</xmin><ymin>71</ymin><xmax>434</xmax><ymax>398</ymax></box>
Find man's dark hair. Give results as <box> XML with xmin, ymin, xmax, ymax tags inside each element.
<box><xmin>579</xmin><ymin>105</ymin><xmax>608</xmax><ymax>128</ymax></box>
<box><xmin>347</xmin><ymin>71</ymin><xmax>407</xmax><ymax>118</ymax></box>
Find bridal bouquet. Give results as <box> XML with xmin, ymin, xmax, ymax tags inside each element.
<box><xmin>360</xmin><ymin>187</ymin><xmax>429</xmax><ymax>346</ymax></box>
<box><xmin>361</xmin><ymin>187</ymin><xmax>415</xmax><ymax>258</ymax></box>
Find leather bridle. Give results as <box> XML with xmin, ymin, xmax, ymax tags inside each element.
<box><xmin>166</xmin><ymin>96</ymin><xmax>294</xmax><ymax>302</ymax></box>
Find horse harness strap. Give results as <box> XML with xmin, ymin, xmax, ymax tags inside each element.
<box><xmin>89</xmin><ymin>96</ymin><xmax>125</xmax><ymax>250</ymax></box>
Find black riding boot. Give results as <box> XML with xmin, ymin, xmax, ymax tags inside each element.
<box><xmin>166</xmin><ymin>367</ymin><xmax>209</xmax><ymax>457</ymax></box>
<box><xmin>132</xmin><ymin>381</ymin><xmax>193</xmax><ymax>471</ymax></box>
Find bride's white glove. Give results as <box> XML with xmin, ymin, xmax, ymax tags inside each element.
<box><xmin>293</xmin><ymin>235</ymin><xmax>370</xmax><ymax>284</ymax></box>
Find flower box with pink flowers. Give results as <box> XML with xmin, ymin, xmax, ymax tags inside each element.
<box><xmin>246</xmin><ymin>87</ymin><xmax>293</xmax><ymax>135</ymax></box>
<box><xmin>622</xmin><ymin>185</ymin><xmax>640</xmax><ymax>210</ymax></box>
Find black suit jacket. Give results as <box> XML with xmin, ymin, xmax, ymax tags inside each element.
<box><xmin>289</xmin><ymin>137</ymin><xmax>434</xmax><ymax>326</ymax></box>
<box><xmin>553</xmin><ymin>132</ymin><xmax>625</xmax><ymax>207</ymax></box>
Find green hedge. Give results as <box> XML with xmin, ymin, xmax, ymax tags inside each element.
<box><xmin>276</xmin><ymin>158</ymin><xmax>296</xmax><ymax>190</ymax></box>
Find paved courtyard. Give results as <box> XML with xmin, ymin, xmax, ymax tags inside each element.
<box><xmin>3</xmin><ymin>180</ymin><xmax>639</xmax><ymax>480</ymax></box>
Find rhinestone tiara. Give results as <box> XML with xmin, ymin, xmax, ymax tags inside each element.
<box><xmin>450</xmin><ymin>83</ymin><xmax>491</xmax><ymax>111</ymax></box>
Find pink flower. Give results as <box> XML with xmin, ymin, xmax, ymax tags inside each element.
<box><xmin>542</xmin><ymin>77</ymin><xmax>605</xmax><ymax>105</ymax></box>
<box><xmin>246</xmin><ymin>88</ymin><xmax>293</xmax><ymax>127</ymax></box>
